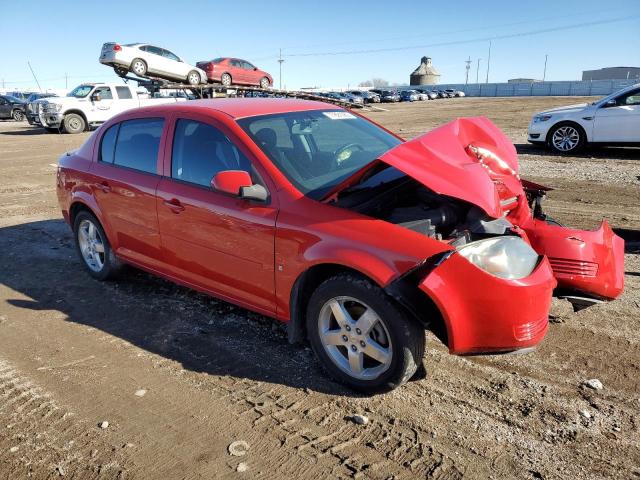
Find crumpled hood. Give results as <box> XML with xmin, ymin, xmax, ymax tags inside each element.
<box><xmin>377</xmin><ymin>117</ymin><xmax>523</xmax><ymax>219</ymax></box>
<box><xmin>536</xmin><ymin>103</ymin><xmax>589</xmax><ymax>115</ymax></box>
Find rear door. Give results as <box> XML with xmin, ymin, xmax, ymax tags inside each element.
<box><xmin>113</xmin><ymin>86</ymin><xmax>139</xmax><ymax>114</ymax></box>
<box><xmin>90</xmin><ymin>116</ymin><xmax>166</xmax><ymax>269</ymax></box>
<box><xmin>229</xmin><ymin>59</ymin><xmax>246</xmax><ymax>83</ymax></box>
<box><xmin>0</xmin><ymin>97</ymin><xmax>10</xmax><ymax>118</ymax></box>
<box><xmin>156</xmin><ymin>112</ymin><xmax>278</xmax><ymax>314</ymax></box>
<box><xmin>593</xmin><ymin>88</ymin><xmax>640</xmax><ymax>142</ymax></box>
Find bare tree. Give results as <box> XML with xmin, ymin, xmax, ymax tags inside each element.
<box><xmin>358</xmin><ymin>80</ymin><xmax>373</xmax><ymax>87</ymax></box>
<box><xmin>372</xmin><ymin>78</ymin><xmax>389</xmax><ymax>88</ymax></box>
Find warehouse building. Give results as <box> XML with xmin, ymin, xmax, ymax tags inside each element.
<box><xmin>410</xmin><ymin>56</ymin><xmax>441</xmax><ymax>85</ymax></box>
<box><xmin>582</xmin><ymin>66</ymin><xmax>640</xmax><ymax>81</ymax></box>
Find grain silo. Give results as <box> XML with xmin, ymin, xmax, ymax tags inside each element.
<box><xmin>410</xmin><ymin>56</ymin><xmax>441</xmax><ymax>86</ymax></box>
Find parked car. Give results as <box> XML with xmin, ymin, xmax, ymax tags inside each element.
<box><xmin>414</xmin><ymin>91</ymin><xmax>429</xmax><ymax>101</ymax></box>
<box><xmin>0</xmin><ymin>95</ymin><xmax>26</xmax><ymax>121</ymax></box>
<box><xmin>3</xmin><ymin>91</ymin><xmax>35</xmax><ymax>102</ymax></box>
<box><xmin>196</xmin><ymin>57</ymin><xmax>273</xmax><ymax>89</ymax></box>
<box><xmin>417</xmin><ymin>90</ymin><xmax>438</xmax><ymax>100</ymax></box>
<box><xmin>99</xmin><ymin>43</ymin><xmax>207</xmax><ymax>85</ymax></box>
<box><xmin>25</xmin><ymin>93</ymin><xmax>58</xmax><ymax>125</ymax></box>
<box><xmin>56</xmin><ymin>99</ymin><xmax>623</xmax><ymax>391</ymax></box>
<box><xmin>324</xmin><ymin>92</ymin><xmax>363</xmax><ymax>105</ymax></box>
<box><xmin>400</xmin><ymin>90</ymin><xmax>419</xmax><ymax>102</ymax></box>
<box><xmin>39</xmin><ymin>83</ymin><xmax>185</xmax><ymax>134</ymax></box>
<box><xmin>444</xmin><ymin>89</ymin><xmax>465</xmax><ymax>97</ymax></box>
<box><xmin>528</xmin><ymin>83</ymin><xmax>640</xmax><ymax>154</ymax></box>
<box><xmin>347</xmin><ymin>90</ymin><xmax>380</xmax><ymax>103</ymax></box>
<box><xmin>380</xmin><ymin>90</ymin><xmax>400</xmax><ymax>102</ymax></box>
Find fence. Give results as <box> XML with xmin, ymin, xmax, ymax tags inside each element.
<box><xmin>394</xmin><ymin>79</ymin><xmax>638</xmax><ymax>97</ymax></box>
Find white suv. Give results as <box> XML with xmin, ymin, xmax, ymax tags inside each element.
<box><xmin>528</xmin><ymin>83</ymin><xmax>640</xmax><ymax>153</ymax></box>
<box><xmin>99</xmin><ymin>43</ymin><xmax>206</xmax><ymax>86</ymax></box>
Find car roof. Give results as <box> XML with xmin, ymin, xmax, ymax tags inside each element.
<box><xmin>130</xmin><ymin>98</ymin><xmax>339</xmax><ymax>119</ymax></box>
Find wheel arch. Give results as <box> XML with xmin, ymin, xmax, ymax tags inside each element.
<box><xmin>62</xmin><ymin>109</ymin><xmax>89</xmax><ymax>130</ymax></box>
<box><xmin>545</xmin><ymin>120</ymin><xmax>588</xmax><ymax>147</ymax></box>
<box><xmin>287</xmin><ymin>262</ymin><xmax>447</xmax><ymax>348</ymax></box>
<box><xmin>68</xmin><ymin>197</ymin><xmax>115</xmax><ymax>248</ymax></box>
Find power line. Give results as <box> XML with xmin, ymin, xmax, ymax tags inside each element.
<box><xmin>284</xmin><ymin>15</ymin><xmax>638</xmax><ymax>58</ymax></box>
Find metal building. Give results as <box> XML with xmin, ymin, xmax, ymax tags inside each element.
<box><xmin>582</xmin><ymin>66</ymin><xmax>640</xmax><ymax>81</ymax></box>
<box><xmin>410</xmin><ymin>56</ymin><xmax>441</xmax><ymax>85</ymax></box>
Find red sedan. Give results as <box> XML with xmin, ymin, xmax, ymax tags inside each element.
<box><xmin>56</xmin><ymin>99</ymin><xmax>624</xmax><ymax>392</ymax></box>
<box><xmin>196</xmin><ymin>57</ymin><xmax>273</xmax><ymax>89</ymax></box>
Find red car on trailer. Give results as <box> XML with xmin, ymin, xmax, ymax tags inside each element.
<box><xmin>56</xmin><ymin>99</ymin><xmax>624</xmax><ymax>392</ymax></box>
<box><xmin>196</xmin><ymin>58</ymin><xmax>273</xmax><ymax>89</ymax></box>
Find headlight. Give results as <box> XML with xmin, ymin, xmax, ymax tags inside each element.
<box><xmin>457</xmin><ymin>237</ymin><xmax>540</xmax><ymax>279</ymax></box>
<box><xmin>533</xmin><ymin>114</ymin><xmax>552</xmax><ymax>123</ymax></box>
<box><xmin>44</xmin><ymin>103</ymin><xmax>62</xmax><ymax>113</ymax></box>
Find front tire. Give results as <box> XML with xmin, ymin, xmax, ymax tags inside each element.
<box><xmin>63</xmin><ymin>113</ymin><xmax>86</xmax><ymax>134</ymax></box>
<box><xmin>187</xmin><ymin>70</ymin><xmax>201</xmax><ymax>85</ymax></box>
<box><xmin>73</xmin><ymin>211</ymin><xmax>121</xmax><ymax>281</ymax></box>
<box><xmin>306</xmin><ymin>274</ymin><xmax>425</xmax><ymax>392</ymax></box>
<box><xmin>259</xmin><ymin>77</ymin><xmax>270</xmax><ymax>89</ymax></box>
<box><xmin>548</xmin><ymin>122</ymin><xmax>586</xmax><ymax>154</ymax></box>
<box><xmin>12</xmin><ymin>110</ymin><xmax>24</xmax><ymax>121</ymax></box>
<box><xmin>221</xmin><ymin>73</ymin><xmax>232</xmax><ymax>87</ymax></box>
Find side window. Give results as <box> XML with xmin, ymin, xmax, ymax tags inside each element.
<box><xmin>171</xmin><ymin>119</ymin><xmax>251</xmax><ymax>187</ymax></box>
<box><xmin>99</xmin><ymin>123</ymin><xmax>119</xmax><ymax>163</ymax></box>
<box><xmin>162</xmin><ymin>49</ymin><xmax>180</xmax><ymax>62</ymax></box>
<box><xmin>0</xmin><ymin>98</ymin><xmax>6</xmax><ymax>105</ymax></box>
<box><xmin>242</xmin><ymin>61</ymin><xmax>254</xmax><ymax>70</ymax></box>
<box><xmin>621</xmin><ymin>89</ymin><xmax>640</xmax><ymax>106</ymax></box>
<box><xmin>230</xmin><ymin>59</ymin><xmax>242</xmax><ymax>68</ymax></box>
<box><xmin>147</xmin><ymin>46</ymin><xmax>163</xmax><ymax>56</ymax></box>
<box><xmin>113</xmin><ymin>118</ymin><xmax>164</xmax><ymax>174</ymax></box>
<box><xmin>115</xmin><ymin>86</ymin><xmax>133</xmax><ymax>99</ymax></box>
<box><xmin>94</xmin><ymin>86</ymin><xmax>113</xmax><ymax>100</ymax></box>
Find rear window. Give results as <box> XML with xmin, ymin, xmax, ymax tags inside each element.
<box><xmin>112</xmin><ymin>118</ymin><xmax>164</xmax><ymax>174</ymax></box>
<box><xmin>115</xmin><ymin>86</ymin><xmax>133</xmax><ymax>99</ymax></box>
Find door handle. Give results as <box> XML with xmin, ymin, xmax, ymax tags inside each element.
<box><xmin>163</xmin><ymin>198</ymin><xmax>185</xmax><ymax>213</ymax></box>
<box><xmin>96</xmin><ymin>181</ymin><xmax>111</xmax><ymax>193</ymax></box>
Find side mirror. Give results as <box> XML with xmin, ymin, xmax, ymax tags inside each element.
<box><xmin>211</xmin><ymin>170</ymin><xmax>268</xmax><ymax>202</ymax></box>
<box><xmin>91</xmin><ymin>93</ymin><xmax>101</xmax><ymax>102</ymax></box>
<box><xmin>253</xmin><ymin>67</ymin><xmax>258</xmax><ymax>71</ymax></box>
<box><xmin>603</xmin><ymin>99</ymin><xmax>617</xmax><ymax>108</ymax></box>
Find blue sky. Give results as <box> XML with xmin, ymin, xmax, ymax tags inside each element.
<box><xmin>2</xmin><ymin>0</ymin><xmax>638</xmax><ymax>91</ymax></box>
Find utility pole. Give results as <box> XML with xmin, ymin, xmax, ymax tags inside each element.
<box><xmin>476</xmin><ymin>58</ymin><xmax>481</xmax><ymax>84</ymax></box>
<box><xmin>485</xmin><ymin>40</ymin><xmax>492</xmax><ymax>84</ymax></box>
<box><xmin>465</xmin><ymin>56</ymin><xmax>471</xmax><ymax>85</ymax></box>
<box><xmin>278</xmin><ymin>48</ymin><xmax>284</xmax><ymax>90</ymax></box>
<box><xmin>542</xmin><ymin>54</ymin><xmax>548</xmax><ymax>82</ymax></box>
<box><xmin>27</xmin><ymin>61</ymin><xmax>42</xmax><ymax>92</ymax></box>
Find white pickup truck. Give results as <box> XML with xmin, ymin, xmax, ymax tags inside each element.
<box><xmin>38</xmin><ymin>83</ymin><xmax>185</xmax><ymax>134</ymax></box>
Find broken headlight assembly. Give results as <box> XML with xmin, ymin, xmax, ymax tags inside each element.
<box><xmin>456</xmin><ymin>236</ymin><xmax>540</xmax><ymax>280</ymax></box>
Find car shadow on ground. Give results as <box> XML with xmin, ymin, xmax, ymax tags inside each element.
<box><xmin>0</xmin><ymin>125</ymin><xmax>54</xmax><ymax>135</ymax></box>
<box><xmin>515</xmin><ymin>143</ymin><xmax>640</xmax><ymax>161</ymax></box>
<box><xmin>614</xmin><ymin>228</ymin><xmax>640</xmax><ymax>255</ymax></box>
<box><xmin>0</xmin><ymin>219</ymin><xmax>361</xmax><ymax>396</ymax></box>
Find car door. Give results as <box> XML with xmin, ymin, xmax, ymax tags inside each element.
<box><xmin>90</xmin><ymin>116</ymin><xmax>166</xmax><ymax>269</ymax></box>
<box><xmin>161</xmin><ymin>48</ymin><xmax>186</xmax><ymax>80</ymax></box>
<box><xmin>241</xmin><ymin>60</ymin><xmax>258</xmax><ymax>85</ymax></box>
<box><xmin>89</xmin><ymin>86</ymin><xmax>116</xmax><ymax>123</ymax></box>
<box><xmin>114</xmin><ymin>86</ymin><xmax>138</xmax><ymax>115</ymax></box>
<box><xmin>593</xmin><ymin>88</ymin><xmax>640</xmax><ymax>142</ymax></box>
<box><xmin>229</xmin><ymin>59</ymin><xmax>246</xmax><ymax>84</ymax></box>
<box><xmin>142</xmin><ymin>45</ymin><xmax>169</xmax><ymax>76</ymax></box>
<box><xmin>156</xmin><ymin>112</ymin><xmax>278</xmax><ymax>314</ymax></box>
<box><xmin>0</xmin><ymin>97</ymin><xmax>10</xmax><ymax>118</ymax></box>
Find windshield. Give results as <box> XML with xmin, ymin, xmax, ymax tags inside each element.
<box><xmin>237</xmin><ymin>109</ymin><xmax>402</xmax><ymax>199</ymax></box>
<box><xmin>67</xmin><ymin>85</ymin><xmax>94</xmax><ymax>98</ymax></box>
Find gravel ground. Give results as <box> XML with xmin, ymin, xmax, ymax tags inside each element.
<box><xmin>0</xmin><ymin>97</ymin><xmax>638</xmax><ymax>479</ymax></box>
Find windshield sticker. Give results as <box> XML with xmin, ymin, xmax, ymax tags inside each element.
<box><xmin>323</xmin><ymin>111</ymin><xmax>356</xmax><ymax>120</ymax></box>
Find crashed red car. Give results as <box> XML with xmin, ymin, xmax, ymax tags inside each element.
<box><xmin>56</xmin><ymin>99</ymin><xmax>624</xmax><ymax>392</ymax></box>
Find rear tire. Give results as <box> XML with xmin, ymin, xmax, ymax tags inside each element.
<box><xmin>221</xmin><ymin>73</ymin><xmax>232</xmax><ymax>87</ymax></box>
<box><xmin>130</xmin><ymin>58</ymin><xmax>147</xmax><ymax>77</ymax></box>
<box><xmin>73</xmin><ymin>211</ymin><xmax>122</xmax><ymax>281</ymax></box>
<box><xmin>113</xmin><ymin>66</ymin><xmax>128</xmax><ymax>77</ymax></box>
<box><xmin>306</xmin><ymin>274</ymin><xmax>425</xmax><ymax>393</ymax></box>
<box><xmin>63</xmin><ymin>113</ymin><xmax>86</xmax><ymax>134</ymax></box>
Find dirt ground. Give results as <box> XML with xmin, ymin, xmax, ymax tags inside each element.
<box><xmin>0</xmin><ymin>97</ymin><xmax>638</xmax><ymax>480</ymax></box>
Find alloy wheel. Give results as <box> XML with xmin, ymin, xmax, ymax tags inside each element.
<box><xmin>552</xmin><ymin>126</ymin><xmax>580</xmax><ymax>152</ymax></box>
<box><xmin>188</xmin><ymin>72</ymin><xmax>200</xmax><ymax>85</ymax></box>
<box><xmin>317</xmin><ymin>296</ymin><xmax>393</xmax><ymax>380</ymax></box>
<box><xmin>12</xmin><ymin>110</ymin><xmax>24</xmax><ymax>121</ymax></box>
<box><xmin>77</xmin><ymin>219</ymin><xmax>105</xmax><ymax>272</ymax></box>
<box><xmin>132</xmin><ymin>60</ymin><xmax>146</xmax><ymax>76</ymax></box>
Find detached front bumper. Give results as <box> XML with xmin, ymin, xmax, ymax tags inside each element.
<box><xmin>418</xmin><ymin>253</ymin><xmax>556</xmax><ymax>355</ymax></box>
<box><xmin>523</xmin><ymin>219</ymin><xmax>624</xmax><ymax>300</ymax></box>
